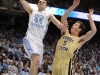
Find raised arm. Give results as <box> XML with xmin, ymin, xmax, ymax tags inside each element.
<box><xmin>79</xmin><ymin>9</ymin><xmax>97</xmax><ymax>49</ymax></box>
<box><xmin>20</xmin><ymin>0</ymin><xmax>33</xmax><ymax>14</ymax></box>
<box><xmin>61</xmin><ymin>0</ymin><xmax>80</xmax><ymax>34</ymax></box>
<box><xmin>49</xmin><ymin>14</ymin><xmax>67</xmax><ymax>30</ymax></box>
<box><xmin>61</xmin><ymin>0</ymin><xmax>80</xmax><ymax>24</ymax></box>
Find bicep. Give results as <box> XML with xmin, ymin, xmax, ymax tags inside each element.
<box><xmin>49</xmin><ymin>14</ymin><xmax>60</xmax><ymax>25</ymax></box>
<box><xmin>49</xmin><ymin>14</ymin><xmax>67</xmax><ymax>27</ymax></box>
<box><xmin>20</xmin><ymin>0</ymin><xmax>33</xmax><ymax>14</ymax></box>
<box><xmin>79</xmin><ymin>31</ymin><xmax>96</xmax><ymax>45</ymax></box>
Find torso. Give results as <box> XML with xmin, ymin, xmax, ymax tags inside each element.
<box><xmin>54</xmin><ymin>32</ymin><xmax>79</xmax><ymax>62</ymax></box>
<box><xmin>25</xmin><ymin>9</ymin><xmax>50</xmax><ymax>41</ymax></box>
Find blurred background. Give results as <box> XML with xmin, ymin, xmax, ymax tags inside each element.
<box><xmin>0</xmin><ymin>0</ymin><xmax>100</xmax><ymax>75</ymax></box>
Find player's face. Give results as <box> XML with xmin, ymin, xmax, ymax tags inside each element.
<box><xmin>71</xmin><ymin>22</ymin><xmax>81</xmax><ymax>33</ymax></box>
<box><xmin>37</xmin><ymin>0</ymin><xmax>47</xmax><ymax>10</ymax></box>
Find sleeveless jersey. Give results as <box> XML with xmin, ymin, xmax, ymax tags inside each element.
<box><xmin>54</xmin><ymin>32</ymin><xmax>78</xmax><ymax>62</ymax></box>
<box><xmin>25</xmin><ymin>9</ymin><xmax>50</xmax><ymax>41</ymax></box>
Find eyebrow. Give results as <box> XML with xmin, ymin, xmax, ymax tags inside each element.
<box><xmin>38</xmin><ymin>0</ymin><xmax>46</xmax><ymax>2</ymax></box>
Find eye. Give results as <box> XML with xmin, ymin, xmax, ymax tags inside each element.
<box><xmin>38</xmin><ymin>1</ymin><xmax>45</xmax><ymax>3</ymax></box>
<box><xmin>75</xmin><ymin>24</ymin><xmax>78</xmax><ymax>26</ymax></box>
<box><xmin>43</xmin><ymin>2</ymin><xmax>45</xmax><ymax>3</ymax></box>
<box><xmin>38</xmin><ymin>1</ymin><xmax>41</xmax><ymax>3</ymax></box>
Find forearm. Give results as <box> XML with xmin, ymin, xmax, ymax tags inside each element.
<box><xmin>88</xmin><ymin>15</ymin><xmax>97</xmax><ymax>32</ymax></box>
<box><xmin>20</xmin><ymin>0</ymin><xmax>32</xmax><ymax>13</ymax></box>
<box><xmin>61</xmin><ymin>5</ymin><xmax>77</xmax><ymax>20</ymax></box>
<box><xmin>20</xmin><ymin>0</ymin><xmax>27</xmax><ymax>6</ymax></box>
<box><xmin>50</xmin><ymin>14</ymin><xmax>64</xmax><ymax>29</ymax></box>
<box><xmin>53</xmin><ymin>20</ymin><xmax>63</xmax><ymax>29</ymax></box>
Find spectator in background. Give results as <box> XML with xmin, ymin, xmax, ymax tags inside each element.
<box><xmin>3</xmin><ymin>69</ymin><xmax>9</xmax><ymax>75</ymax></box>
<box><xmin>20</xmin><ymin>63</ymin><xmax>29</xmax><ymax>75</ymax></box>
<box><xmin>0</xmin><ymin>61</ymin><xmax>3</xmax><ymax>73</ymax></box>
<box><xmin>47</xmin><ymin>62</ymin><xmax>52</xmax><ymax>73</ymax></box>
<box><xmin>3</xmin><ymin>55</ymin><xmax>10</xmax><ymax>65</ymax></box>
<box><xmin>13</xmin><ymin>2</ymin><xmax>18</xmax><ymax>10</ymax></box>
<box><xmin>38</xmin><ymin>69</ymin><xmax>45</xmax><ymax>75</ymax></box>
<box><xmin>17</xmin><ymin>65</ymin><xmax>22</xmax><ymax>75</ymax></box>
<box><xmin>46</xmin><ymin>70</ymin><xmax>51</xmax><ymax>75</ymax></box>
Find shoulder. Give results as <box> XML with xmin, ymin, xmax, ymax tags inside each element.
<box><xmin>44</xmin><ymin>10</ymin><xmax>51</xmax><ymax>16</ymax></box>
<box><xmin>29</xmin><ymin>9</ymin><xmax>38</xmax><ymax>17</ymax></box>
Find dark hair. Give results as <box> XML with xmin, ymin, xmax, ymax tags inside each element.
<box><xmin>76</xmin><ymin>21</ymin><xmax>85</xmax><ymax>35</ymax></box>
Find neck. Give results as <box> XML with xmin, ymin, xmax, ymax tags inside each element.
<box><xmin>38</xmin><ymin>8</ymin><xmax>45</xmax><ymax>11</ymax></box>
<box><xmin>38</xmin><ymin>6</ymin><xmax>47</xmax><ymax>11</ymax></box>
<box><xmin>71</xmin><ymin>32</ymin><xmax>79</xmax><ymax>36</ymax></box>
<box><xmin>38</xmin><ymin>9</ymin><xmax>43</xmax><ymax>11</ymax></box>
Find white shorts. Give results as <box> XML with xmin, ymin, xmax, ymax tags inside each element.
<box><xmin>23</xmin><ymin>37</ymin><xmax>43</xmax><ymax>64</ymax></box>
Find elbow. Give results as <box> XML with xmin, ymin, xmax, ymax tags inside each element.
<box><xmin>94</xmin><ymin>27</ymin><xmax>97</xmax><ymax>33</ymax></box>
<box><xmin>94</xmin><ymin>29</ymin><xmax>97</xmax><ymax>34</ymax></box>
<box><xmin>92</xmin><ymin>29</ymin><xmax>97</xmax><ymax>34</ymax></box>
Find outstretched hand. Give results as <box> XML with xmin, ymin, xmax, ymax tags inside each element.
<box><xmin>60</xmin><ymin>23</ymin><xmax>69</xmax><ymax>30</ymax></box>
<box><xmin>89</xmin><ymin>9</ymin><xmax>94</xmax><ymax>15</ymax></box>
<box><xmin>87</xmin><ymin>9</ymin><xmax>94</xmax><ymax>17</ymax></box>
<box><xmin>73</xmin><ymin>0</ymin><xmax>80</xmax><ymax>6</ymax></box>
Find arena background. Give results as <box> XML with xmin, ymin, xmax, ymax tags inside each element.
<box><xmin>0</xmin><ymin>0</ymin><xmax>100</xmax><ymax>75</ymax></box>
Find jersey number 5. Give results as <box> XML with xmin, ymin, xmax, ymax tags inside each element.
<box><xmin>63</xmin><ymin>40</ymin><xmax>67</xmax><ymax>46</ymax></box>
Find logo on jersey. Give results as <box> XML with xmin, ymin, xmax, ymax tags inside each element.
<box><xmin>30</xmin><ymin>14</ymin><xmax>44</xmax><ymax>28</ymax></box>
<box><xmin>59</xmin><ymin>40</ymin><xmax>68</xmax><ymax>51</ymax></box>
<box><xmin>59</xmin><ymin>36</ymin><xmax>74</xmax><ymax>51</ymax></box>
<box><xmin>63</xmin><ymin>36</ymin><xmax>74</xmax><ymax>43</ymax></box>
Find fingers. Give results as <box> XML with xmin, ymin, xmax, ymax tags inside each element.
<box><xmin>87</xmin><ymin>8</ymin><xmax>94</xmax><ymax>17</ymax></box>
<box><xmin>74</xmin><ymin>0</ymin><xmax>80</xmax><ymax>2</ymax></box>
<box><xmin>63</xmin><ymin>24</ymin><xmax>69</xmax><ymax>28</ymax></box>
<box><xmin>89</xmin><ymin>8</ymin><xmax>94</xmax><ymax>12</ymax></box>
<box><xmin>65</xmin><ymin>24</ymin><xmax>69</xmax><ymax>28</ymax></box>
<box><xmin>77</xmin><ymin>0</ymin><xmax>80</xmax><ymax>2</ymax></box>
<box><xmin>89</xmin><ymin>8</ymin><xmax>94</xmax><ymax>15</ymax></box>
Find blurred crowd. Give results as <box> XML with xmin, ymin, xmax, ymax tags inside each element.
<box><xmin>0</xmin><ymin>0</ymin><xmax>100</xmax><ymax>75</ymax></box>
<box><xmin>0</xmin><ymin>24</ymin><xmax>57</xmax><ymax>75</ymax></box>
<box><xmin>72</xmin><ymin>41</ymin><xmax>100</xmax><ymax>75</ymax></box>
<box><xmin>0</xmin><ymin>21</ymin><xmax>100</xmax><ymax>75</ymax></box>
<box><xmin>47</xmin><ymin>0</ymin><xmax>100</xmax><ymax>14</ymax></box>
<box><xmin>0</xmin><ymin>0</ymin><xmax>100</xmax><ymax>14</ymax></box>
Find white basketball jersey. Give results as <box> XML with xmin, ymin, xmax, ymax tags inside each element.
<box><xmin>25</xmin><ymin>9</ymin><xmax>50</xmax><ymax>41</ymax></box>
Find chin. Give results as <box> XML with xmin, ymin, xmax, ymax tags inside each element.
<box><xmin>71</xmin><ymin>30</ymin><xmax>75</xmax><ymax>33</ymax></box>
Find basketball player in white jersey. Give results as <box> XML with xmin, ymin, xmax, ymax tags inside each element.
<box><xmin>20</xmin><ymin>0</ymin><xmax>66</xmax><ymax>75</ymax></box>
